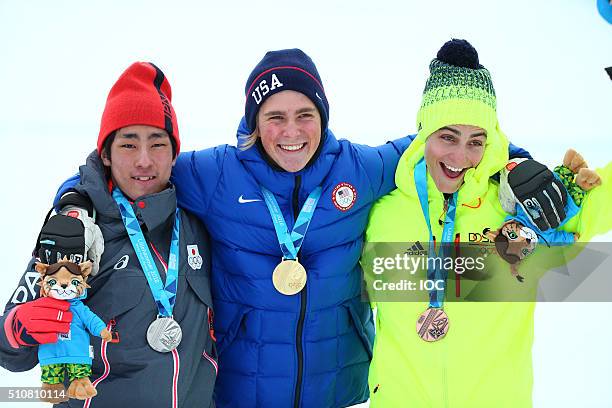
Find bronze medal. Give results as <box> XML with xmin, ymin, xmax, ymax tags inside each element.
<box><xmin>416</xmin><ymin>307</ymin><xmax>449</xmax><ymax>342</ymax></box>
<box><xmin>272</xmin><ymin>259</ymin><xmax>307</xmax><ymax>296</ymax></box>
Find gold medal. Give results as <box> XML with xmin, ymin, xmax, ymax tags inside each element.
<box><xmin>272</xmin><ymin>259</ymin><xmax>307</xmax><ymax>295</ymax></box>
<box><xmin>416</xmin><ymin>307</ymin><xmax>449</xmax><ymax>342</ymax></box>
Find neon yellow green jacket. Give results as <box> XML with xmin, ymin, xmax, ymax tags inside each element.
<box><xmin>362</xmin><ymin>126</ymin><xmax>612</xmax><ymax>407</ymax></box>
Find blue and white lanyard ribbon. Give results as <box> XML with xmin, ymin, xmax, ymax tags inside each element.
<box><xmin>113</xmin><ymin>188</ymin><xmax>180</xmax><ymax>317</ymax></box>
<box><xmin>260</xmin><ymin>186</ymin><xmax>322</xmax><ymax>260</ymax></box>
<box><xmin>414</xmin><ymin>158</ymin><xmax>458</xmax><ymax>308</ymax></box>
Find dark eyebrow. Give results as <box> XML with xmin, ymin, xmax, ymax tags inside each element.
<box><xmin>263</xmin><ymin>110</ymin><xmax>285</xmax><ymax>117</ymax></box>
<box><xmin>439</xmin><ymin>126</ymin><xmax>487</xmax><ymax>138</ymax></box>
<box><xmin>296</xmin><ymin>107</ymin><xmax>316</xmax><ymax>114</ymax></box>
<box><xmin>117</xmin><ymin>133</ymin><xmax>138</xmax><ymax>139</ymax></box>
<box><xmin>439</xmin><ymin>126</ymin><xmax>460</xmax><ymax>136</ymax></box>
<box><xmin>117</xmin><ymin>132</ymin><xmax>168</xmax><ymax>140</ymax></box>
<box><xmin>263</xmin><ymin>107</ymin><xmax>316</xmax><ymax>117</ymax></box>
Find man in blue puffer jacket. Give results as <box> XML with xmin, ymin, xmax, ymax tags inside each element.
<box><xmin>55</xmin><ymin>49</ymin><xmax>553</xmax><ymax>407</ymax></box>
<box><xmin>170</xmin><ymin>48</ymin><xmax>537</xmax><ymax>408</ymax></box>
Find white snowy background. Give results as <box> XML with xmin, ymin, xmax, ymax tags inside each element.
<box><xmin>0</xmin><ymin>1</ymin><xmax>611</xmax><ymax>407</ymax></box>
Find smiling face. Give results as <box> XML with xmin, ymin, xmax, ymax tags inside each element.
<box><xmin>256</xmin><ymin>90</ymin><xmax>322</xmax><ymax>172</ymax></box>
<box><xmin>101</xmin><ymin>125</ymin><xmax>176</xmax><ymax>200</ymax></box>
<box><xmin>424</xmin><ymin>124</ymin><xmax>487</xmax><ymax>193</ymax></box>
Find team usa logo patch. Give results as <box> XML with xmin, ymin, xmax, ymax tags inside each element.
<box><xmin>332</xmin><ymin>182</ymin><xmax>357</xmax><ymax>212</ymax></box>
<box><xmin>187</xmin><ymin>245</ymin><xmax>203</xmax><ymax>270</ymax></box>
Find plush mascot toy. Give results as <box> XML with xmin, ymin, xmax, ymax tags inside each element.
<box><xmin>485</xmin><ymin>149</ymin><xmax>601</xmax><ymax>282</ymax></box>
<box><xmin>34</xmin><ymin>259</ymin><xmax>112</xmax><ymax>403</ymax></box>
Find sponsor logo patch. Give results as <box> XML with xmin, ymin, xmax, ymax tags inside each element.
<box><xmin>405</xmin><ymin>241</ymin><xmax>428</xmax><ymax>256</ymax></box>
<box><xmin>238</xmin><ymin>195</ymin><xmax>262</xmax><ymax>204</ymax></box>
<box><xmin>114</xmin><ymin>255</ymin><xmax>129</xmax><ymax>270</ymax></box>
<box><xmin>468</xmin><ymin>232</ymin><xmax>492</xmax><ymax>243</ymax></box>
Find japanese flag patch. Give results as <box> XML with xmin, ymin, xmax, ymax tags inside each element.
<box><xmin>187</xmin><ymin>245</ymin><xmax>203</xmax><ymax>270</ymax></box>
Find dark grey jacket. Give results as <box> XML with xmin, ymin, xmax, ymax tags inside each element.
<box><xmin>0</xmin><ymin>152</ymin><xmax>217</xmax><ymax>407</ymax></box>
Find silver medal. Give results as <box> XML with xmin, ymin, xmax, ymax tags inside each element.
<box><xmin>146</xmin><ymin>317</ymin><xmax>183</xmax><ymax>353</ymax></box>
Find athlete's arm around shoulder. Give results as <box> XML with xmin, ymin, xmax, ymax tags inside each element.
<box><xmin>348</xmin><ymin>134</ymin><xmax>416</xmax><ymax>200</ymax></box>
<box><xmin>171</xmin><ymin>144</ymin><xmax>229</xmax><ymax>219</ymax></box>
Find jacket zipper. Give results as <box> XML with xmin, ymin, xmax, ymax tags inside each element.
<box><xmin>85</xmin><ymin>320</ymin><xmax>115</xmax><ymax>407</ymax></box>
<box><xmin>203</xmin><ymin>307</ymin><xmax>219</xmax><ymax>376</ymax></box>
<box><xmin>442</xmin><ymin>339</ymin><xmax>449</xmax><ymax>408</ymax></box>
<box><xmin>442</xmin><ymin>195</ymin><xmax>452</xmax><ymax>407</ymax></box>
<box><xmin>292</xmin><ymin>175</ymin><xmax>306</xmax><ymax>408</ymax></box>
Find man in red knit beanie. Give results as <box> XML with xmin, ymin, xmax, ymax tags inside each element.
<box><xmin>98</xmin><ymin>61</ymin><xmax>181</xmax><ymax>200</ymax></box>
<box><xmin>0</xmin><ymin>62</ymin><xmax>217</xmax><ymax>407</ymax></box>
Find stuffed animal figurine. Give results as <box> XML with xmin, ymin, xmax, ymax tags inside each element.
<box><xmin>485</xmin><ymin>149</ymin><xmax>601</xmax><ymax>282</ymax></box>
<box><xmin>34</xmin><ymin>258</ymin><xmax>112</xmax><ymax>403</ymax></box>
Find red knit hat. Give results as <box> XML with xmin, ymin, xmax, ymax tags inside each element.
<box><xmin>97</xmin><ymin>62</ymin><xmax>180</xmax><ymax>155</ymax></box>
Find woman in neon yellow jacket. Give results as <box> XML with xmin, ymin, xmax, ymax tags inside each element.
<box><xmin>362</xmin><ymin>39</ymin><xmax>612</xmax><ymax>407</ymax></box>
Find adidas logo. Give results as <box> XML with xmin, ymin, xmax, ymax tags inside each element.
<box><xmin>405</xmin><ymin>241</ymin><xmax>427</xmax><ymax>256</ymax></box>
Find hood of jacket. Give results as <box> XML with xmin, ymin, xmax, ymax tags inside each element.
<box><xmin>395</xmin><ymin>119</ymin><xmax>510</xmax><ymax>207</ymax></box>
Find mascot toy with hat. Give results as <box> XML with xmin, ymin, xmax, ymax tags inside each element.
<box><xmin>32</xmin><ymin>259</ymin><xmax>113</xmax><ymax>403</ymax></box>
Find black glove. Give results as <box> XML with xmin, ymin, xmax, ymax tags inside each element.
<box><xmin>499</xmin><ymin>158</ymin><xmax>567</xmax><ymax>231</ymax></box>
<box><xmin>36</xmin><ymin>213</ymin><xmax>88</xmax><ymax>264</ymax></box>
<box><xmin>34</xmin><ymin>192</ymin><xmax>104</xmax><ymax>274</ymax></box>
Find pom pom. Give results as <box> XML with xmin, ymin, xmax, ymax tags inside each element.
<box><xmin>436</xmin><ymin>39</ymin><xmax>480</xmax><ymax>69</ymax></box>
